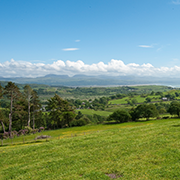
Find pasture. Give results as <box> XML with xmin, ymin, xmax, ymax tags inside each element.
<box><xmin>1</xmin><ymin>118</ymin><xmax>180</xmax><ymax>179</ymax></box>
<box><xmin>76</xmin><ymin>109</ymin><xmax>112</xmax><ymax>117</ymax></box>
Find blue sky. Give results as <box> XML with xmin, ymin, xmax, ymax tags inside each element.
<box><xmin>0</xmin><ymin>0</ymin><xmax>180</xmax><ymax>77</ymax></box>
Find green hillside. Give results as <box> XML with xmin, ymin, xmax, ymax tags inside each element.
<box><xmin>1</xmin><ymin>118</ymin><xmax>180</xmax><ymax>179</ymax></box>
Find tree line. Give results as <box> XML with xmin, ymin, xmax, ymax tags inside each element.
<box><xmin>0</xmin><ymin>82</ymin><xmax>78</xmax><ymax>139</ymax></box>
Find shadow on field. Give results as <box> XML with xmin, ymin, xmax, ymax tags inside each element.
<box><xmin>0</xmin><ymin>139</ymin><xmax>49</xmax><ymax>148</ymax></box>
<box><xmin>103</xmin><ymin>122</ymin><xmax>120</xmax><ymax>125</ymax></box>
<box><xmin>172</xmin><ymin>124</ymin><xmax>180</xmax><ymax>127</ymax></box>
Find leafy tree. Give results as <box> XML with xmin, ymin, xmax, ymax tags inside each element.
<box><xmin>4</xmin><ymin>82</ymin><xmax>21</xmax><ymax>137</ymax></box>
<box><xmin>145</xmin><ymin>97</ymin><xmax>151</xmax><ymax>103</ymax></box>
<box><xmin>131</xmin><ymin>98</ymin><xmax>138</xmax><ymax>105</ymax></box>
<box><xmin>168</xmin><ymin>101</ymin><xmax>180</xmax><ymax>117</ymax></box>
<box><xmin>107</xmin><ymin>109</ymin><xmax>131</xmax><ymax>123</ymax></box>
<box><xmin>47</xmin><ymin>94</ymin><xmax>76</xmax><ymax>128</ymax></box>
<box><xmin>150</xmin><ymin>91</ymin><xmax>155</xmax><ymax>95</ymax></box>
<box><xmin>143</xmin><ymin>104</ymin><xmax>159</xmax><ymax>120</ymax></box>
<box><xmin>76</xmin><ymin>111</ymin><xmax>83</xmax><ymax>120</ymax></box>
<box><xmin>24</xmin><ymin>85</ymin><xmax>33</xmax><ymax>127</ymax></box>
<box><xmin>130</xmin><ymin>104</ymin><xmax>158</xmax><ymax>121</ymax></box>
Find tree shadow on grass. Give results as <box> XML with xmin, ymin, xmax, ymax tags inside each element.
<box><xmin>172</xmin><ymin>124</ymin><xmax>180</xmax><ymax>127</ymax></box>
<box><xmin>0</xmin><ymin>139</ymin><xmax>49</xmax><ymax>148</ymax></box>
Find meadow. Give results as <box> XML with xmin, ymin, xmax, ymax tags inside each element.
<box><xmin>76</xmin><ymin>109</ymin><xmax>112</xmax><ymax>117</ymax></box>
<box><xmin>1</xmin><ymin>118</ymin><xmax>180</xmax><ymax>179</ymax></box>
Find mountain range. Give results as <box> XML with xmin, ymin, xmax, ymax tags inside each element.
<box><xmin>0</xmin><ymin>74</ymin><xmax>179</xmax><ymax>87</ymax></box>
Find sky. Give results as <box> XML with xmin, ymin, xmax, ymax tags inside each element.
<box><xmin>0</xmin><ymin>0</ymin><xmax>180</xmax><ymax>77</ymax></box>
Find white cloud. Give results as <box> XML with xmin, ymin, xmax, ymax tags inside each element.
<box><xmin>75</xmin><ymin>40</ymin><xmax>80</xmax><ymax>42</ymax></box>
<box><xmin>1</xmin><ymin>59</ymin><xmax>180</xmax><ymax>78</ymax></box>
<box><xmin>172</xmin><ymin>0</ymin><xmax>180</xmax><ymax>5</ymax></box>
<box><xmin>139</xmin><ymin>45</ymin><xmax>153</xmax><ymax>48</ymax></box>
<box><xmin>62</xmin><ymin>48</ymin><xmax>79</xmax><ymax>51</ymax></box>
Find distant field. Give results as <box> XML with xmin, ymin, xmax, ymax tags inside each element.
<box><xmin>76</xmin><ymin>109</ymin><xmax>112</xmax><ymax>117</ymax></box>
<box><xmin>1</xmin><ymin>118</ymin><xmax>180</xmax><ymax>179</ymax></box>
<box><xmin>108</xmin><ymin>95</ymin><xmax>162</xmax><ymax>105</ymax></box>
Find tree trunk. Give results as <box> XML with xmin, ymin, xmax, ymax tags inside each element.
<box><xmin>0</xmin><ymin>120</ymin><xmax>5</xmax><ymax>133</ymax></box>
<box><xmin>33</xmin><ymin>106</ymin><xmax>35</xmax><ymax>129</ymax></box>
<box><xmin>9</xmin><ymin>96</ymin><xmax>13</xmax><ymax>138</ymax></box>
<box><xmin>27</xmin><ymin>100</ymin><xmax>31</xmax><ymax>127</ymax></box>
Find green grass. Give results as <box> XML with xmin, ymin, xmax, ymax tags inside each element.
<box><xmin>76</xmin><ymin>109</ymin><xmax>112</xmax><ymax>117</ymax></box>
<box><xmin>108</xmin><ymin>95</ymin><xmax>162</xmax><ymax>105</ymax></box>
<box><xmin>1</xmin><ymin>118</ymin><xmax>180</xmax><ymax>179</ymax></box>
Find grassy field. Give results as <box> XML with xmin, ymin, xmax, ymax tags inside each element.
<box><xmin>76</xmin><ymin>109</ymin><xmax>112</xmax><ymax>117</ymax></box>
<box><xmin>108</xmin><ymin>95</ymin><xmax>162</xmax><ymax>105</ymax></box>
<box><xmin>1</xmin><ymin>118</ymin><xmax>180</xmax><ymax>179</ymax></box>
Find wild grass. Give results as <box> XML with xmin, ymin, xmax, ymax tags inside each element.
<box><xmin>1</xmin><ymin>118</ymin><xmax>180</xmax><ymax>179</ymax></box>
<box><xmin>76</xmin><ymin>109</ymin><xmax>112</xmax><ymax>117</ymax></box>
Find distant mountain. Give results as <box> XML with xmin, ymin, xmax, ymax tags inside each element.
<box><xmin>44</xmin><ymin>74</ymin><xmax>69</xmax><ymax>78</ymax></box>
<box><xmin>0</xmin><ymin>74</ymin><xmax>180</xmax><ymax>87</ymax></box>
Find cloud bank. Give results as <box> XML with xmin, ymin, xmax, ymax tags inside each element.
<box><xmin>0</xmin><ymin>59</ymin><xmax>180</xmax><ymax>78</ymax></box>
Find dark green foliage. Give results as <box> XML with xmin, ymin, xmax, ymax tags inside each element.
<box><xmin>108</xmin><ymin>109</ymin><xmax>131</xmax><ymax>123</ymax></box>
<box><xmin>76</xmin><ymin>111</ymin><xmax>83</xmax><ymax>120</ymax></box>
<box><xmin>145</xmin><ymin>97</ymin><xmax>151</xmax><ymax>103</ymax></box>
<box><xmin>47</xmin><ymin>94</ymin><xmax>76</xmax><ymax>129</ymax></box>
<box><xmin>70</xmin><ymin>118</ymin><xmax>87</xmax><ymax>127</ymax></box>
<box><xmin>4</xmin><ymin>82</ymin><xmax>21</xmax><ymax>137</ymax></box>
<box><xmin>168</xmin><ymin>101</ymin><xmax>180</xmax><ymax>117</ymax></box>
<box><xmin>92</xmin><ymin>114</ymin><xmax>106</xmax><ymax>124</ymax></box>
<box><xmin>130</xmin><ymin>104</ymin><xmax>159</xmax><ymax>121</ymax></box>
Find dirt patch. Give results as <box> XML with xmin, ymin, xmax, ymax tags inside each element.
<box><xmin>105</xmin><ymin>173</ymin><xmax>123</xmax><ymax>179</ymax></box>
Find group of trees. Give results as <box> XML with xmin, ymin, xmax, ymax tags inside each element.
<box><xmin>0</xmin><ymin>82</ymin><xmax>84</xmax><ymax>138</ymax></box>
<box><xmin>0</xmin><ymin>82</ymin><xmax>41</xmax><ymax>137</ymax></box>
<box><xmin>108</xmin><ymin>100</ymin><xmax>180</xmax><ymax>123</ymax></box>
<box><xmin>108</xmin><ymin>104</ymin><xmax>159</xmax><ymax>123</ymax></box>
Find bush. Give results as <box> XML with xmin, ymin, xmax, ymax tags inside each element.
<box><xmin>32</xmin><ymin>129</ymin><xmax>39</xmax><ymax>134</ymax></box>
<box><xmin>3</xmin><ymin>132</ymin><xmax>9</xmax><ymax>139</ymax></box>
<box><xmin>70</xmin><ymin>118</ymin><xmax>87</xmax><ymax>127</ymax></box>
<box><xmin>107</xmin><ymin>109</ymin><xmax>131</xmax><ymax>123</ymax></box>
<box><xmin>93</xmin><ymin>114</ymin><xmax>106</xmax><ymax>124</ymax></box>
<box><xmin>11</xmin><ymin>130</ymin><xmax>18</xmax><ymax>138</ymax></box>
<box><xmin>39</xmin><ymin>127</ymin><xmax>45</xmax><ymax>132</ymax></box>
<box><xmin>18</xmin><ymin>129</ymin><xmax>28</xmax><ymax>136</ymax></box>
<box><xmin>24</xmin><ymin>126</ymin><xmax>33</xmax><ymax>134</ymax></box>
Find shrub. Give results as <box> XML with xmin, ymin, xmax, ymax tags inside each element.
<box><xmin>11</xmin><ymin>130</ymin><xmax>18</xmax><ymax>138</ymax></box>
<box><xmin>18</xmin><ymin>129</ymin><xmax>28</xmax><ymax>136</ymax></box>
<box><xmin>107</xmin><ymin>109</ymin><xmax>131</xmax><ymax>123</ymax></box>
<box><xmin>70</xmin><ymin>119</ymin><xmax>87</xmax><ymax>127</ymax></box>
<box><xmin>39</xmin><ymin>127</ymin><xmax>45</xmax><ymax>132</ymax></box>
<box><xmin>24</xmin><ymin>126</ymin><xmax>33</xmax><ymax>134</ymax></box>
<box><xmin>32</xmin><ymin>129</ymin><xmax>39</xmax><ymax>134</ymax></box>
<box><xmin>3</xmin><ymin>132</ymin><xmax>9</xmax><ymax>139</ymax></box>
<box><xmin>92</xmin><ymin>114</ymin><xmax>106</xmax><ymax>124</ymax></box>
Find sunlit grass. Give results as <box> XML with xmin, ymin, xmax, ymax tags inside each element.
<box><xmin>1</xmin><ymin>118</ymin><xmax>180</xmax><ymax>179</ymax></box>
<box><xmin>76</xmin><ymin>109</ymin><xmax>112</xmax><ymax>116</ymax></box>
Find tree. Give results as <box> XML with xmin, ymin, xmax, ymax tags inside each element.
<box><xmin>4</xmin><ymin>82</ymin><xmax>21</xmax><ymax>137</ymax></box>
<box><xmin>30</xmin><ymin>90</ymin><xmax>41</xmax><ymax>129</ymax></box>
<box><xmin>24</xmin><ymin>85</ymin><xmax>33</xmax><ymax>127</ymax></box>
<box><xmin>145</xmin><ymin>97</ymin><xmax>151</xmax><ymax>103</ymax></box>
<box><xmin>47</xmin><ymin>94</ymin><xmax>76</xmax><ymax>128</ymax></box>
<box><xmin>143</xmin><ymin>104</ymin><xmax>159</xmax><ymax>120</ymax></box>
<box><xmin>168</xmin><ymin>101</ymin><xmax>180</xmax><ymax>117</ymax></box>
<box><xmin>0</xmin><ymin>83</ymin><xmax>6</xmax><ymax>133</ymax></box>
<box><xmin>13</xmin><ymin>96</ymin><xmax>28</xmax><ymax>130</ymax></box>
<box><xmin>75</xmin><ymin>111</ymin><xmax>83</xmax><ymax>120</ymax></box>
<box><xmin>130</xmin><ymin>104</ymin><xmax>158</xmax><ymax>121</ymax></box>
<box><xmin>107</xmin><ymin>109</ymin><xmax>131</xmax><ymax>123</ymax></box>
